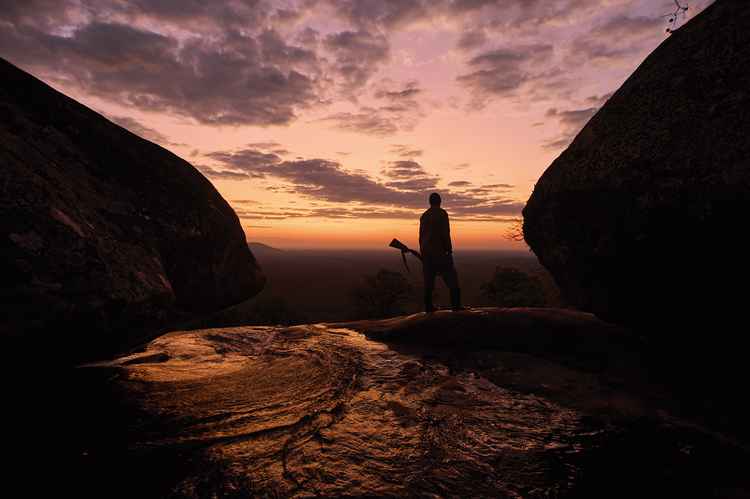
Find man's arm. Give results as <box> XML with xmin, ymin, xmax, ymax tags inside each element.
<box><xmin>443</xmin><ymin>211</ymin><xmax>452</xmax><ymax>253</ymax></box>
<box><xmin>419</xmin><ymin>213</ymin><xmax>426</xmax><ymax>247</ymax></box>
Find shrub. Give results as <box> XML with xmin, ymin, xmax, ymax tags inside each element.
<box><xmin>350</xmin><ymin>269</ymin><xmax>413</xmax><ymax>319</ymax></box>
<box><xmin>480</xmin><ymin>266</ymin><xmax>547</xmax><ymax>307</ymax></box>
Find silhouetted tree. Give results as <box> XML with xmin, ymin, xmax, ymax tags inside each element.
<box><xmin>480</xmin><ymin>267</ymin><xmax>546</xmax><ymax>307</ymax></box>
<box><xmin>664</xmin><ymin>0</ymin><xmax>690</xmax><ymax>33</ymax></box>
<box><xmin>350</xmin><ymin>269</ymin><xmax>413</xmax><ymax>319</ymax></box>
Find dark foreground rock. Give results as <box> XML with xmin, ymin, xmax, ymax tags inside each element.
<box><xmin>523</xmin><ymin>0</ymin><xmax>750</xmax><ymax>329</ymax></box>
<box><xmin>0</xmin><ymin>57</ymin><xmax>264</xmax><ymax>359</ymax></box>
<box><xmin>67</xmin><ymin>308</ymin><xmax>750</xmax><ymax>498</ymax></box>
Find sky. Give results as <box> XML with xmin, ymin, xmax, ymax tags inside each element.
<box><xmin>0</xmin><ymin>0</ymin><xmax>714</xmax><ymax>249</ymax></box>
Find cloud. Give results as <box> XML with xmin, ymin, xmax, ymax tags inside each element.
<box><xmin>319</xmin><ymin>80</ymin><xmax>426</xmax><ymax>136</ymax></box>
<box><xmin>82</xmin><ymin>0</ymin><xmax>271</xmax><ymax>33</ymax></box>
<box><xmin>245</xmin><ymin>141</ymin><xmax>290</xmax><ymax>156</ymax></box>
<box><xmin>234</xmin><ymin>204</ymin><xmax>521</xmax><ymax>223</ymax></box>
<box><xmin>205</xmin><ymin>149</ymin><xmax>283</xmax><ymax>174</ymax></box>
<box><xmin>316</xmin><ymin>0</ymin><xmax>429</xmax><ymax>31</ymax></box>
<box><xmin>234</xmin><ymin>205</ymin><xmax>421</xmax><ymax>221</ymax></box>
<box><xmin>456</xmin><ymin>29</ymin><xmax>488</xmax><ymax>51</ymax></box>
<box><xmin>385</xmin><ymin>177</ymin><xmax>440</xmax><ymax>191</ymax></box>
<box><xmin>323</xmin><ymin>29</ymin><xmax>390</xmax><ymax>92</ymax></box>
<box><xmin>195</xmin><ymin>165</ymin><xmax>252</xmax><ymax>181</ymax></box>
<box><xmin>260</xmin><ymin>158</ymin><xmax>420</xmax><ymax>205</ymax></box>
<box><xmin>106</xmin><ymin>115</ymin><xmax>174</xmax><ymax>145</ymax></box>
<box><xmin>585</xmin><ymin>93</ymin><xmax>614</xmax><ymax>106</ymax></box>
<box><xmin>446</xmin><ymin>2</ymin><xmax>673</xmax><ymax>109</ymax></box>
<box><xmin>542</xmin><ymin>105</ymin><xmax>599</xmax><ymax>150</ymax></box>
<box><xmin>457</xmin><ymin>44</ymin><xmax>555</xmax><ymax>107</ymax></box>
<box><xmin>208</xmin><ymin>149</ymin><xmax>523</xmax><ymax>219</ymax></box>
<box><xmin>446</xmin><ymin>0</ymin><xmax>620</xmax><ymax>33</ymax></box>
<box><xmin>0</xmin><ymin>15</ymin><xmax>324</xmax><ymax>126</ymax></box>
<box><xmin>546</xmin><ymin>106</ymin><xmax>599</xmax><ymax>128</ymax></box>
<box><xmin>0</xmin><ymin>0</ymin><xmax>676</xmax><ymax>137</ymax></box>
<box><xmin>258</xmin><ymin>28</ymin><xmax>321</xmax><ymax>73</ymax></box>
<box><xmin>0</xmin><ymin>0</ymin><xmax>75</xmax><ymax>27</ymax></box>
<box><xmin>246</xmin><ymin>141</ymin><xmax>284</xmax><ymax>150</ymax></box>
<box><xmin>450</xmin><ymin>182</ymin><xmax>515</xmax><ymax>197</ymax></box>
<box><xmin>390</xmin><ymin>144</ymin><xmax>423</xmax><ymax>158</ymax></box>
<box><xmin>380</xmin><ymin>160</ymin><xmax>440</xmax><ymax>191</ymax></box>
<box><xmin>590</xmin><ymin>14</ymin><xmax>665</xmax><ymax>40</ymax></box>
<box><xmin>317</xmin><ymin>0</ymin><xmax>613</xmax><ymax>35</ymax></box>
<box><xmin>382</xmin><ymin>160</ymin><xmax>429</xmax><ymax>178</ymax></box>
<box><xmin>1</xmin><ymin>0</ymin><xmax>689</xmax><ymax>189</ymax></box>
<box><xmin>318</xmin><ymin>109</ymin><xmax>399</xmax><ymax>136</ymax></box>
<box><xmin>568</xmin><ymin>15</ymin><xmax>664</xmax><ymax>65</ymax></box>
<box><xmin>373</xmin><ymin>79</ymin><xmax>422</xmax><ymax>101</ymax></box>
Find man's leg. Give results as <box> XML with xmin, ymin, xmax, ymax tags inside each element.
<box><xmin>423</xmin><ymin>262</ymin><xmax>437</xmax><ymax>312</ymax></box>
<box><xmin>442</xmin><ymin>266</ymin><xmax>462</xmax><ymax>310</ymax></box>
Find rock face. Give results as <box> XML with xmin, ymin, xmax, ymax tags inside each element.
<box><xmin>523</xmin><ymin>0</ymin><xmax>750</xmax><ymax>328</ymax></box>
<box><xmin>67</xmin><ymin>309</ymin><xmax>750</xmax><ymax>497</ymax></box>
<box><xmin>0</xmin><ymin>57</ymin><xmax>264</xmax><ymax>358</ymax></box>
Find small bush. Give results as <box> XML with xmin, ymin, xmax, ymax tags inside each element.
<box><xmin>480</xmin><ymin>267</ymin><xmax>547</xmax><ymax>307</ymax></box>
<box><xmin>350</xmin><ymin>269</ymin><xmax>413</xmax><ymax>319</ymax></box>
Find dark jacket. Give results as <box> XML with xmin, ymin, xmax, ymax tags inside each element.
<box><xmin>419</xmin><ymin>206</ymin><xmax>452</xmax><ymax>264</ymax></box>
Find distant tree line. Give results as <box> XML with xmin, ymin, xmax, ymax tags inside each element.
<box><xmin>479</xmin><ymin>267</ymin><xmax>546</xmax><ymax>308</ymax></box>
<box><xmin>348</xmin><ymin>265</ymin><xmax>553</xmax><ymax>320</ymax></box>
<box><xmin>349</xmin><ymin>269</ymin><xmax>413</xmax><ymax>319</ymax></box>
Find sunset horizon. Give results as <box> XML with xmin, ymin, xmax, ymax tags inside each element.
<box><xmin>1</xmin><ymin>0</ymin><xmax>715</xmax><ymax>250</ymax></box>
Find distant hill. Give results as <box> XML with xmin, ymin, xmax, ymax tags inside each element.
<box><xmin>248</xmin><ymin>242</ymin><xmax>284</xmax><ymax>254</ymax></box>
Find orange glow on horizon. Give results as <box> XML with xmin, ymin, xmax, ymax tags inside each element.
<box><xmin>241</xmin><ymin>218</ymin><xmax>526</xmax><ymax>251</ymax></box>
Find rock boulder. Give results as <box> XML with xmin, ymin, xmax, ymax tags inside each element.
<box><xmin>523</xmin><ymin>0</ymin><xmax>750</xmax><ymax>329</ymax></box>
<box><xmin>0</xmin><ymin>57</ymin><xmax>264</xmax><ymax>359</ymax></box>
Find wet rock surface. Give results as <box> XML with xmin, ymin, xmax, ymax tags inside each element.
<box><xmin>71</xmin><ymin>309</ymin><xmax>750</xmax><ymax>497</ymax></box>
<box><xmin>523</xmin><ymin>0</ymin><xmax>750</xmax><ymax>329</ymax></box>
<box><xmin>0</xmin><ymin>57</ymin><xmax>264</xmax><ymax>358</ymax></box>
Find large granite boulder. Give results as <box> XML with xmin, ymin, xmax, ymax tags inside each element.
<box><xmin>0</xmin><ymin>57</ymin><xmax>264</xmax><ymax>359</ymax></box>
<box><xmin>523</xmin><ymin>0</ymin><xmax>750</xmax><ymax>329</ymax></box>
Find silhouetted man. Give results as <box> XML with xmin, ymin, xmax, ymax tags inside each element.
<box><xmin>419</xmin><ymin>192</ymin><xmax>462</xmax><ymax>312</ymax></box>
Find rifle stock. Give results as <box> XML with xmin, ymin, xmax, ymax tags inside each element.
<box><xmin>389</xmin><ymin>238</ymin><xmax>422</xmax><ymax>270</ymax></box>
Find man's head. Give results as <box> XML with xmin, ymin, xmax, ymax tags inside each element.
<box><xmin>429</xmin><ymin>192</ymin><xmax>441</xmax><ymax>207</ymax></box>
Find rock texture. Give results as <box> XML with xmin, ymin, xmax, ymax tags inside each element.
<box><xmin>0</xmin><ymin>57</ymin><xmax>264</xmax><ymax>358</ymax></box>
<box><xmin>523</xmin><ymin>0</ymin><xmax>750</xmax><ymax>328</ymax></box>
<box><xmin>67</xmin><ymin>309</ymin><xmax>750</xmax><ymax>498</ymax></box>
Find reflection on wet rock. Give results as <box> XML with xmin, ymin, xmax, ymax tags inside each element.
<box><xmin>75</xmin><ymin>309</ymin><xmax>750</xmax><ymax>497</ymax></box>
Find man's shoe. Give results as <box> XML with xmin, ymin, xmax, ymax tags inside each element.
<box><xmin>425</xmin><ymin>307</ymin><xmax>436</xmax><ymax>314</ymax></box>
<box><xmin>451</xmin><ymin>306</ymin><xmax>468</xmax><ymax>312</ymax></box>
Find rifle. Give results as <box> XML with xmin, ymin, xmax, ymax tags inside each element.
<box><xmin>389</xmin><ymin>238</ymin><xmax>422</xmax><ymax>272</ymax></box>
